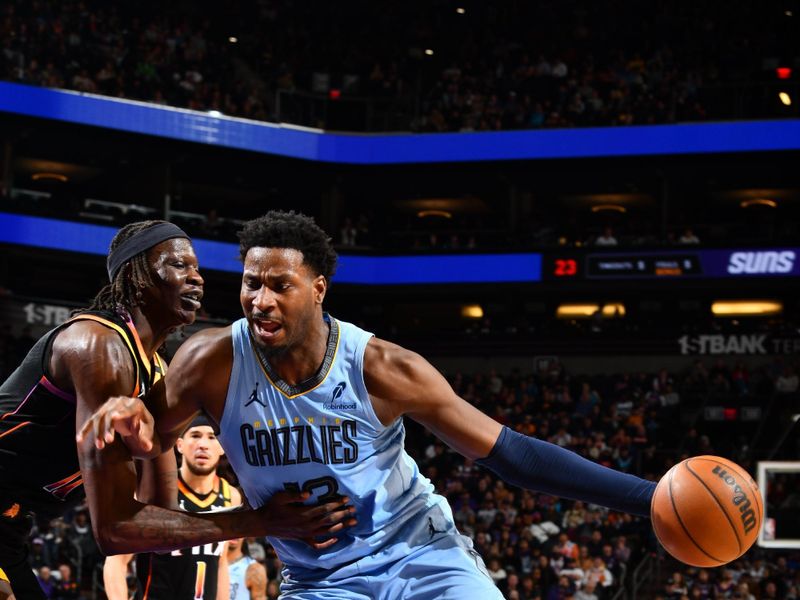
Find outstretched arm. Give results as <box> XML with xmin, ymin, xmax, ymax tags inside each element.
<box><xmin>103</xmin><ymin>554</ymin><xmax>133</xmax><ymax>600</ymax></box>
<box><xmin>364</xmin><ymin>338</ymin><xmax>655</xmax><ymax>517</ymax></box>
<box><xmin>72</xmin><ymin>326</ymin><xmax>355</xmax><ymax>554</ymax></box>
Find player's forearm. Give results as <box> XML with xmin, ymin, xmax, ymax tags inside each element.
<box><xmin>477</xmin><ymin>426</ymin><xmax>656</xmax><ymax>516</ymax></box>
<box><xmin>98</xmin><ymin>504</ymin><xmax>263</xmax><ymax>555</ymax></box>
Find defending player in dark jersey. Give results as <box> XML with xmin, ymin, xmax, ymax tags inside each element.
<box><xmin>105</xmin><ymin>417</ymin><xmax>242</xmax><ymax>600</ymax></box>
<box><xmin>1</xmin><ymin>221</ymin><xmax>351</xmax><ymax>600</ymax></box>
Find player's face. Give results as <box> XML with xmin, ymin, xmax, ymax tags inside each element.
<box><xmin>143</xmin><ymin>238</ymin><xmax>204</xmax><ymax>326</ymax></box>
<box><xmin>240</xmin><ymin>247</ymin><xmax>326</xmax><ymax>355</ymax></box>
<box><xmin>177</xmin><ymin>426</ymin><xmax>223</xmax><ymax>476</ymax></box>
<box><xmin>227</xmin><ymin>537</ymin><xmax>244</xmax><ymax>553</ymax></box>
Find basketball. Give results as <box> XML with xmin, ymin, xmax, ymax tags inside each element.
<box><xmin>651</xmin><ymin>456</ymin><xmax>763</xmax><ymax>567</ymax></box>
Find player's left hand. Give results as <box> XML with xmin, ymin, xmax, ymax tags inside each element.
<box><xmin>76</xmin><ymin>395</ymin><xmax>158</xmax><ymax>458</ymax></box>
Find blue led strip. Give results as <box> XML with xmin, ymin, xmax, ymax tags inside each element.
<box><xmin>2</xmin><ymin>82</ymin><xmax>800</xmax><ymax>164</ymax></box>
<box><xmin>0</xmin><ymin>213</ymin><xmax>542</xmax><ymax>284</ymax></box>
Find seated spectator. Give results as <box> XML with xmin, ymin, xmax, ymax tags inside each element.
<box><xmin>546</xmin><ymin>575</ymin><xmax>575</xmax><ymax>600</ymax></box>
<box><xmin>36</xmin><ymin>566</ymin><xmax>57</xmax><ymax>599</ymax></box>
<box><xmin>486</xmin><ymin>556</ymin><xmax>508</xmax><ymax>585</ymax></box>
<box><xmin>594</xmin><ymin>227</ymin><xmax>618</xmax><ymax>246</ymax></box>
<box><xmin>678</xmin><ymin>227</ymin><xmax>700</xmax><ymax>244</ymax></box>
<box><xmin>775</xmin><ymin>366</ymin><xmax>799</xmax><ymax>394</ymax></box>
<box><xmin>575</xmin><ymin>582</ymin><xmax>599</xmax><ymax>600</ymax></box>
<box><xmin>583</xmin><ymin>557</ymin><xmax>614</xmax><ymax>590</ymax></box>
<box><xmin>665</xmin><ymin>571</ymin><xmax>689</xmax><ymax>598</ymax></box>
<box><xmin>55</xmin><ymin>563</ymin><xmax>80</xmax><ymax>599</ymax></box>
<box><xmin>339</xmin><ymin>217</ymin><xmax>358</xmax><ymax>246</ymax></box>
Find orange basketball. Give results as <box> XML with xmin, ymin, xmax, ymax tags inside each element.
<box><xmin>651</xmin><ymin>455</ymin><xmax>762</xmax><ymax>568</ymax></box>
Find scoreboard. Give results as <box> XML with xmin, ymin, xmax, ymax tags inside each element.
<box><xmin>546</xmin><ymin>249</ymin><xmax>799</xmax><ymax>282</ymax></box>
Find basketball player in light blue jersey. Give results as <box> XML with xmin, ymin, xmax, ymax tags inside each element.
<box><xmin>227</xmin><ymin>538</ymin><xmax>266</xmax><ymax>600</ymax></box>
<box><xmin>83</xmin><ymin>211</ymin><xmax>657</xmax><ymax>599</ymax></box>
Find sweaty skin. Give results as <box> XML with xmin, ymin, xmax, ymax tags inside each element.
<box><xmin>70</xmin><ymin>240</ymin><xmax>352</xmax><ymax>554</ymax></box>
<box><xmin>87</xmin><ymin>247</ymin><xmax>503</xmax><ymax>488</ymax></box>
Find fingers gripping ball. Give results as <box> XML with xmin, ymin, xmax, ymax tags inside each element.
<box><xmin>651</xmin><ymin>456</ymin><xmax>762</xmax><ymax>567</ymax></box>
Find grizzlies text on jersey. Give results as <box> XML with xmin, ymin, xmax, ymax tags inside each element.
<box><xmin>217</xmin><ymin>314</ymin><xmax>457</xmax><ymax>580</ymax></box>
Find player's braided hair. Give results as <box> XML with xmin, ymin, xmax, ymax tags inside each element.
<box><xmin>238</xmin><ymin>210</ymin><xmax>338</xmax><ymax>282</ymax></box>
<box><xmin>75</xmin><ymin>221</ymin><xmax>164</xmax><ymax>315</ymax></box>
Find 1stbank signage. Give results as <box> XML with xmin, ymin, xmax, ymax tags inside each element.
<box><xmin>679</xmin><ymin>334</ymin><xmax>800</xmax><ymax>355</ymax></box>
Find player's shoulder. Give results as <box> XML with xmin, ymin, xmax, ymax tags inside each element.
<box><xmin>52</xmin><ymin>313</ymin><xmax>127</xmax><ymax>350</ymax></box>
<box><xmin>365</xmin><ymin>336</ymin><xmax>424</xmax><ymax>371</ymax></box>
<box><xmin>50</xmin><ymin>315</ymin><xmax>136</xmax><ymax>374</ymax></box>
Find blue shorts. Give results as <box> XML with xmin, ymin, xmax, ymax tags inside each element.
<box><xmin>280</xmin><ymin>532</ymin><xmax>502</xmax><ymax>600</ymax></box>
<box><xmin>279</xmin><ymin>502</ymin><xmax>502</xmax><ymax>600</ymax></box>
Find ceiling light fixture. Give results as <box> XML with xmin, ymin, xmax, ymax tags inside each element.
<box><xmin>32</xmin><ymin>172</ymin><xmax>68</xmax><ymax>183</ymax></box>
<box><xmin>740</xmin><ymin>198</ymin><xmax>777</xmax><ymax>208</ymax></box>
<box><xmin>417</xmin><ymin>209</ymin><xmax>452</xmax><ymax>218</ymax></box>
<box><xmin>591</xmin><ymin>204</ymin><xmax>627</xmax><ymax>213</ymax></box>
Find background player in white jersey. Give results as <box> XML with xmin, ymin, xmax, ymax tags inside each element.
<box><xmin>227</xmin><ymin>539</ymin><xmax>266</xmax><ymax>600</ymax></box>
<box><xmin>104</xmin><ymin>417</ymin><xmax>241</xmax><ymax>599</ymax></box>
<box><xmin>83</xmin><ymin>210</ymin><xmax>656</xmax><ymax>599</ymax></box>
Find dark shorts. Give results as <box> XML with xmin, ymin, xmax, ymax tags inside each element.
<box><xmin>0</xmin><ymin>502</ymin><xmax>45</xmax><ymax>600</ymax></box>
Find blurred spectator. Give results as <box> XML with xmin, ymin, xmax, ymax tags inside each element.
<box><xmin>339</xmin><ymin>217</ymin><xmax>358</xmax><ymax>246</ymax></box>
<box><xmin>36</xmin><ymin>565</ymin><xmax>57</xmax><ymax>599</ymax></box>
<box><xmin>775</xmin><ymin>366</ymin><xmax>799</xmax><ymax>394</ymax></box>
<box><xmin>594</xmin><ymin>227</ymin><xmax>618</xmax><ymax>246</ymax></box>
<box><xmin>678</xmin><ymin>228</ymin><xmax>701</xmax><ymax>244</ymax></box>
<box><xmin>55</xmin><ymin>563</ymin><xmax>80</xmax><ymax>599</ymax></box>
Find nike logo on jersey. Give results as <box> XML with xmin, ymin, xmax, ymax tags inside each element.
<box><xmin>240</xmin><ymin>421</ymin><xmax>359</xmax><ymax>467</ymax></box>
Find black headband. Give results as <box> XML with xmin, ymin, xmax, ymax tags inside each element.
<box><xmin>183</xmin><ymin>414</ymin><xmax>220</xmax><ymax>435</ymax></box>
<box><xmin>106</xmin><ymin>222</ymin><xmax>189</xmax><ymax>282</ymax></box>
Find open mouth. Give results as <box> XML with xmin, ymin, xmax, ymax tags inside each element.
<box><xmin>253</xmin><ymin>318</ymin><xmax>282</xmax><ymax>339</ymax></box>
<box><xmin>180</xmin><ymin>290</ymin><xmax>203</xmax><ymax>311</ymax></box>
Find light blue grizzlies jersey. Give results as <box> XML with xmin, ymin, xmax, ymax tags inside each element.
<box><xmin>218</xmin><ymin>315</ymin><xmax>454</xmax><ymax>577</ymax></box>
<box><xmin>229</xmin><ymin>555</ymin><xmax>256</xmax><ymax>600</ymax></box>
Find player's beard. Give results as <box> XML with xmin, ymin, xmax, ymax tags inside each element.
<box><xmin>185</xmin><ymin>459</ymin><xmax>218</xmax><ymax>477</ymax></box>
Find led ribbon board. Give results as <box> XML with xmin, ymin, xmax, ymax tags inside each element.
<box><xmin>2</xmin><ymin>82</ymin><xmax>800</xmax><ymax>164</ymax></box>
<box><xmin>0</xmin><ymin>213</ymin><xmax>542</xmax><ymax>284</ymax></box>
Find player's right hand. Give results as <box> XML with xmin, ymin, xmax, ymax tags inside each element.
<box><xmin>259</xmin><ymin>491</ymin><xmax>357</xmax><ymax>549</ymax></box>
<box><xmin>76</xmin><ymin>395</ymin><xmax>158</xmax><ymax>459</ymax></box>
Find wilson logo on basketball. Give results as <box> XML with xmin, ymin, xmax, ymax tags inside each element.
<box><xmin>712</xmin><ymin>466</ymin><xmax>758</xmax><ymax>534</ymax></box>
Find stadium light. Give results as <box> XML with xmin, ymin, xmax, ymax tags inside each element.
<box><xmin>456</xmin><ymin>7</ymin><xmax>466</xmax><ymax>14</ymax></box>
<box><xmin>779</xmin><ymin>92</ymin><xmax>792</xmax><ymax>106</ymax></box>
<box><xmin>711</xmin><ymin>300</ymin><xmax>783</xmax><ymax>316</ymax></box>
<box><xmin>228</xmin><ymin>36</ymin><xmax>238</xmax><ymax>43</ymax></box>
<box><xmin>32</xmin><ymin>172</ymin><xmax>68</xmax><ymax>183</ymax></box>
<box><xmin>461</xmin><ymin>305</ymin><xmax>484</xmax><ymax>319</ymax></box>
<box><xmin>425</xmin><ymin>49</ymin><xmax>434</xmax><ymax>56</ymax></box>
<box><xmin>740</xmin><ymin>198</ymin><xmax>777</xmax><ymax>208</ymax></box>
<box><xmin>591</xmin><ymin>204</ymin><xmax>627</xmax><ymax>213</ymax></box>
<box><xmin>417</xmin><ymin>209</ymin><xmax>452</xmax><ymax>218</ymax></box>
<box><xmin>556</xmin><ymin>303</ymin><xmax>625</xmax><ymax>319</ymax></box>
